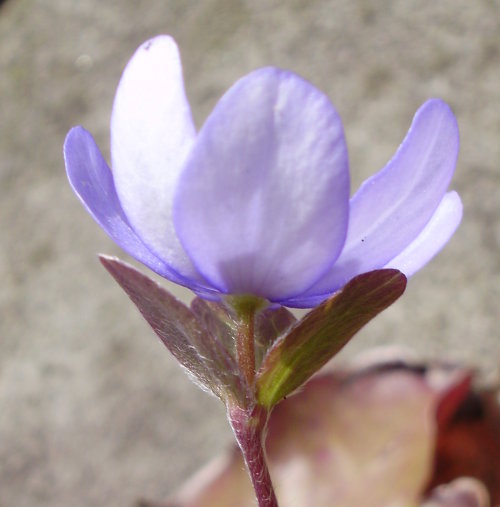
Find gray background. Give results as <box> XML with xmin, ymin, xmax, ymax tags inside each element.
<box><xmin>0</xmin><ymin>1</ymin><xmax>498</xmax><ymax>506</ymax></box>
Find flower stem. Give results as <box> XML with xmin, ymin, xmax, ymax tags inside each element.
<box><xmin>228</xmin><ymin>295</ymin><xmax>266</xmax><ymax>388</ymax></box>
<box><xmin>228</xmin><ymin>404</ymin><xmax>279</xmax><ymax>507</ymax></box>
<box><xmin>236</xmin><ymin>306</ymin><xmax>256</xmax><ymax>386</ymax></box>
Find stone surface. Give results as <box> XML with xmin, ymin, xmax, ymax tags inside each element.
<box><xmin>0</xmin><ymin>1</ymin><xmax>498</xmax><ymax>506</ymax></box>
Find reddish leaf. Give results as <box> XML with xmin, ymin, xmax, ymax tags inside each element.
<box><xmin>428</xmin><ymin>388</ymin><xmax>500</xmax><ymax>504</ymax></box>
<box><xmin>253</xmin><ymin>306</ymin><xmax>296</xmax><ymax>369</ymax></box>
<box><xmin>100</xmin><ymin>256</ymin><xmax>248</xmax><ymax>403</ymax></box>
<box><xmin>190</xmin><ymin>298</ymin><xmax>237</xmax><ymax>358</ymax></box>
<box><xmin>256</xmin><ymin>269</ymin><xmax>407</xmax><ymax>407</ymax></box>
<box><xmin>189</xmin><ymin>299</ymin><xmax>296</xmax><ymax>372</ymax></box>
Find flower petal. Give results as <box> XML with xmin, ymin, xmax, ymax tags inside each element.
<box><xmin>384</xmin><ymin>191</ymin><xmax>462</xmax><ymax>276</ymax></box>
<box><xmin>295</xmin><ymin>98</ymin><xmax>459</xmax><ymax>301</ymax></box>
<box><xmin>110</xmin><ymin>35</ymin><xmax>199</xmax><ymax>279</ymax></box>
<box><xmin>64</xmin><ymin>126</ymin><xmax>188</xmax><ymax>285</ymax></box>
<box><xmin>283</xmin><ymin>191</ymin><xmax>461</xmax><ymax>309</ymax></box>
<box><xmin>173</xmin><ymin>68</ymin><xmax>350</xmax><ymax>301</ymax></box>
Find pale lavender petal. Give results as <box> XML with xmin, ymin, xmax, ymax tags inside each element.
<box><xmin>280</xmin><ymin>291</ymin><xmax>332</xmax><ymax>309</ymax></box>
<box><xmin>298</xmin><ymin>99</ymin><xmax>459</xmax><ymax>300</ymax></box>
<box><xmin>285</xmin><ymin>192</ymin><xmax>462</xmax><ymax>308</ymax></box>
<box><xmin>111</xmin><ymin>35</ymin><xmax>200</xmax><ymax>280</ymax></box>
<box><xmin>64</xmin><ymin>127</ymin><xmax>188</xmax><ymax>284</ymax></box>
<box><xmin>282</xmin><ymin>194</ymin><xmax>463</xmax><ymax>308</ymax></box>
<box><xmin>64</xmin><ymin>127</ymin><xmax>219</xmax><ymax>301</ymax></box>
<box><xmin>384</xmin><ymin>191</ymin><xmax>462</xmax><ymax>276</ymax></box>
<box><xmin>173</xmin><ymin>68</ymin><xmax>350</xmax><ymax>301</ymax></box>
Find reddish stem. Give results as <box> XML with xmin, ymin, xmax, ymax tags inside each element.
<box><xmin>228</xmin><ymin>404</ymin><xmax>279</xmax><ymax>507</ymax></box>
<box><xmin>236</xmin><ymin>307</ymin><xmax>256</xmax><ymax>386</ymax></box>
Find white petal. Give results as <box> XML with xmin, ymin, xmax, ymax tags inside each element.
<box><xmin>111</xmin><ymin>35</ymin><xmax>199</xmax><ymax>279</ymax></box>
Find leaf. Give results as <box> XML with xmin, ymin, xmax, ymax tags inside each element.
<box><xmin>423</xmin><ymin>478</ymin><xmax>490</xmax><ymax>507</ymax></box>
<box><xmin>190</xmin><ymin>298</ymin><xmax>238</xmax><ymax>360</ymax></box>
<box><xmin>152</xmin><ymin>357</ymin><xmax>473</xmax><ymax>507</ymax></box>
<box><xmin>190</xmin><ymin>298</ymin><xmax>296</xmax><ymax>372</ymax></box>
<box><xmin>100</xmin><ymin>256</ymin><xmax>248</xmax><ymax>403</ymax></box>
<box><xmin>429</xmin><ymin>386</ymin><xmax>500</xmax><ymax>504</ymax></box>
<box><xmin>253</xmin><ymin>306</ymin><xmax>296</xmax><ymax>369</ymax></box>
<box><xmin>256</xmin><ymin>269</ymin><xmax>407</xmax><ymax>407</ymax></box>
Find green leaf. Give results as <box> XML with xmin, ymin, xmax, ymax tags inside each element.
<box><xmin>256</xmin><ymin>269</ymin><xmax>407</xmax><ymax>408</ymax></box>
<box><xmin>100</xmin><ymin>256</ymin><xmax>249</xmax><ymax>403</ymax></box>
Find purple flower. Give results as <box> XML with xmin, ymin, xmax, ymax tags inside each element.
<box><xmin>64</xmin><ymin>35</ymin><xmax>462</xmax><ymax>308</ymax></box>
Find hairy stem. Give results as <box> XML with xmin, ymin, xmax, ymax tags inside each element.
<box><xmin>236</xmin><ymin>307</ymin><xmax>256</xmax><ymax>386</ymax></box>
<box><xmin>228</xmin><ymin>295</ymin><xmax>265</xmax><ymax>388</ymax></box>
<box><xmin>228</xmin><ymin>404</ymin><xmax>279</xmax><ymax>507</ymax></box>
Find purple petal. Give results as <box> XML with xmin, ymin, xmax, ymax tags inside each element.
<box><xmin>297</xmin><ymin>98</ymin><xmax>459</xmax><ymax>300</ymax></box>
<box><xmin>64</xmin><ymin>127</ymin><xmax>188</xmax><ymax>285</ymax></box>
<box><xmin>173</xmin><ymin>68</ymin><xmax>350</xmax><ymax>301</ymax></box>
<box><xmin>64</xmin><ymin>127</ymin><xmax>219</xmax><ymax>302</ymax></box>
<box><xmin>384</xmin><ymin>191</ymin><xmax>462</xmax><ymax>275</ymax></box>
<box><xmin>110</xmin><ymin>35</ymin><xmax>200</xmax><ymax>280</ymax></box>
<box><xmin>283</xmin><ymin>191</ymin><xmax>461</xmax><ymax>309</ymax></box>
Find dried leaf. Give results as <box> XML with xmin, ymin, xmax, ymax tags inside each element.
<box><xmin>428</xmin><ymin>388</ymin><xmax>500</xmax><ymax>504</ymax></box>
<box><xmin>422</xmin><ymin>478</ymin><xmax>490</xmax><ymax>507</ymax></box>
<box><xmin>158</xmin><ymin>358</ymin><xmax>471</xmax><ymax>507</ymax></box>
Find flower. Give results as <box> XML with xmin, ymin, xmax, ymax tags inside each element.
<box><xmin>64</xmin><ymin>35</ymin><xmax>462</xmax><ymax>308</ymax></box>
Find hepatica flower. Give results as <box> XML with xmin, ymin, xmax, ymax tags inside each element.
<box><xmin>64</xmin><ymin>36</ymin><xmax>462</xmax><ymax>308</ymax></box>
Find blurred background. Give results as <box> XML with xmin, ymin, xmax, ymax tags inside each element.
<box><xmin>0</xmin><ymin>1</ymin><xmax>498</xmax><ymax>505</ymax></box>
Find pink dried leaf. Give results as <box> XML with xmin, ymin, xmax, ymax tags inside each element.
<box><xmin>157</xmin><ymin>359</ymin><xmax>471</xmax><ymax>507</ymax></box>
<box><xmin>422</xmin><ymin>478</ymin><xmax>490</xmax><ymax>507</ymax></box>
